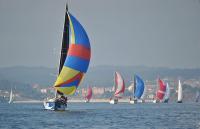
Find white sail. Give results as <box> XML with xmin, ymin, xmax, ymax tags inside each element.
<box><xmin>177</xmin><ymin>80</ymin><xmax>183</xmax><ymax>102</ymax></box>
<box><xmin>128</xmin><ymin>83</ymin><xmax>134</xmax><ymax>92</ymax></box>
<box><xmin>8</xmin><ymin>88</ymin><xmax>13</xmax><ymax>104</ymax></box>
<box><xmin>141</xmin><ymin>85</ymin><xmax>146</xmax><ymax>100</ymax></box>
<box><xmin>164</xmin><ymin>83</ymin><xmax>170</xmax><ymax>101</ymax></box>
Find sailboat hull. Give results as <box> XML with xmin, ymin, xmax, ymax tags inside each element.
<box><xmin>163</xmin><ymin>99</ymin><xmax>169</xmax><ymax>103</ymax></box>
<box><xmin>153</xmin><ymin>99</ymin><xmax>159</xmax><ymax>103</ymax></box>
<box><xmin>109</xmin><ymin>99</ymin><xmax>118</xmax><ymax>104</ymax></box>
<box><xmin>43</xmin><ymin>99</ymin><xmax>67</xmax><ymax>111</ymax></box>
<box><xmin>85</xmin><ymin>99</ymin><xmax>90</xmax><ymax>103</ymax></box>
<box><xmin>130</xmin><ymin>99</ymin><xmax>137</xmax><ymax>104</ymax></box>
<box><xmin>177</xmin><ymin>101</ymin><xmax>182</xmax><ymax>103</ymax></box>
<box><xmin>138</xmin><ymin>99</ymin><xmax>145</xmax><ymax>103</ymax></box>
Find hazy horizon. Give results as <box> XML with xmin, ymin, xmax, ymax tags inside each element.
<box><xmin>0</xmin><ymin>0</ymin><xmax>200</xmax><ymax>69</ymax></box>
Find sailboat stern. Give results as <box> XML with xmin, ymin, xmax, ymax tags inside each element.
<box><xmin>43</xmin><ymin>98</ymin><xmax>67</xmax><ymax>111</ymax></box>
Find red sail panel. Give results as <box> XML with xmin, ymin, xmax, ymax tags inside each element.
<box><xmin>85</xmin><ymin>87</ymin><xmax>92</xmax><ymax>100</ymax></box>
<box><xmin>114</xmin><ymin>72</ymin><xmax>125</xmax><ymax>98</ymax></box>
<box><xmin>156</xmin><ymin>79</ymin><xmax>166</xmax><ymax>100</ymax></box>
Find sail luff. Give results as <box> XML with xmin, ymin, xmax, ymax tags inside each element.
<box><xmin>133</xmin><ymin>76</ymin><xmax>136</xmax><ymax>98</ymax></box>
<box><xmin>59</xmin><ymin>4</ymin><xmax>69</xmax><ymax>74</ymax></box>
<box><xmin>56</xmin><ymin>3</ymin><xmax>70</xmax><ymax>96</ymax></box>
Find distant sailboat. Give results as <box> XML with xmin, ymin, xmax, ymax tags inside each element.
<box><xmin>163</xmin><ymin>83</ymin><xmax>170</xmax><ymax>103</ymax></box>
<box><xmin>177</xmin><ymin>80</ymin><xmax>183</xmax><ymax>103</ymax></box>
<box><xmin>8</xmin><ymin>88</ymin><xmax>13</xmax><ymax>104</ymax></box>
<box><xmin>43</xmin><ymin>3</ymin><xmax>91</xmax><ymax>111</ymax></box>
<box><xmin>195</xmin><ymin>91</ymin><xmax>200</xmax><ymax>102</ymax></box>
<box><xmin>130</xmin><ymin>75</ymin><xmax>145</xmax><ymax>104</ymax></box>
<box><xmin>153</xmin><ymin>79</ymin><xmax>166</xmax><ymax>103</ymax></box>
<box><xmin>110</xmin><ymin>72</ymin><xmax>125</xmax><ymax>104</ymax></box>
<box><xmin>85</xmin><ymin>87</ymin><xmax>92</xmax><ymax>103</ymax></box>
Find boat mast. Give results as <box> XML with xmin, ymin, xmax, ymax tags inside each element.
<box><xmin>113</xmin><ymin>72</ymin><xmax>116</xmax><ymax>98</ymax></box>
<box><xmin>133</xmin><ymin>75</ymin><xmax>136</xmax><ymax>99</ymax></box>
<box><xmin>56</xmin><ymin>3</ymin><xmax>70</xmax><ymax>96</ymax></box>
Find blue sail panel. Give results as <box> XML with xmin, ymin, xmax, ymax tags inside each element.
<box><xmin>134</xmin><ymin>75</ymin><xmax>145</xmax><ymax>99</ymax></box>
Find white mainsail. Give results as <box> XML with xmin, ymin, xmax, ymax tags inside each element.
<box><xmin>164</xmin><ymin>83</ymin><xmax>170</xmax><ymax>101</ymax></box>
<box><xmin>177</xmin><ymin>80</ymin><xmax>183</xmax><ymax>102</ymax></box>
<box><xmin>8</xmin><ymin>88</ymin><xmax>13</xmax><ymax>104</ymax></box>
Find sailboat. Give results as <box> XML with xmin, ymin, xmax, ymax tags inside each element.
<box><xmin>84</xmin><ymin>87</ymin><xmax>92</xmax><ymax>103</ymax></box>
<box><xmin>109</xmin><ymin>72</ymin><xmax>125</xmax><ymax>104</ymax></box>
<box><xmin>195</xmin><ymin>91</ymin><xmax>200</xmax><ymax>102</ymax></box>
<box><xmin>177</xmin><ymin>80</ymin><xmax>183</xmax><ymax>103</ymax></box>
<box><xmin>153</xmin><ymin>79</ymin><xmax>166</xmax><ymax>103</ymax></box>
<box><xmin>130</xmin><ymin>75</ymin><xmax>145</xmax><ymax>104</ymax></box>
<box><xmin>8</xmin><ymin>88</ymin><xmax>13</xmax><ymax>104</ymax></box>
<box><xmin>43</xmin><ymin>3</ymin><xmax>91</xmax><ymax>111</ymax></box>
<box><xmin>163</xmin><ymin>83</ymin><xmax>170</xmax><ymax>103</ymax></box>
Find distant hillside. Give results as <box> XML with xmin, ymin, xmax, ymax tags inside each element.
<box><xmin>0</xmin><ymin>66</ymin><xmax>200</xmax><ymax>87</ymax></box>
<box><xmin>0</xmin><ymin>66</ymin><xmax>56</xmax><ymax>87</ymax></box>
<box><xmin>83</xmin><ymin>65</ymin><xmax>200</xmax><ymax>87</ymax></box>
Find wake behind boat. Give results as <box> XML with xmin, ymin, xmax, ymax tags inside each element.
<box><xmin>109</xmin><ymin>72</ymin><xmax>125</xmax><ymax>104</ymax></box>
<box><xmin>44</xmin><ymin>3</ymin><xmax>91</xmax><ymax>111</ymax></box>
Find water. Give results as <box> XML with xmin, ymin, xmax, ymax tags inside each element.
<box><xmin>0</xmin><ymin>102</ymin><xmax>200</xmax><ymax>129</ymax></box>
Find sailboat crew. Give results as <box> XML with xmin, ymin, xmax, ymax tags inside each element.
<box><xmin>55</xmin><ymin>91</ymin><xmax>67</xmax><ymax>106</ymax></box>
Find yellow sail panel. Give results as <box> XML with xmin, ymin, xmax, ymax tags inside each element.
<box><xmin>68</xmin><ymin>13</ymin><xmax>75</xmax><ymax>44</ymax></box>
<box><xmin>55</xmin><ymin>86</ymin><xmax>76</xmax><ymax>95</ymax></box>
<box><xmin>54</xmin><ymin>66</ymin><xmax>79</xmax><ymax>86</ymax></box>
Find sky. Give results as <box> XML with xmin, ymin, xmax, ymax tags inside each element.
<box><xmin>0</xmin><ymin>0</ymin><xmax>200</xmax><ymax>68</ymax></box>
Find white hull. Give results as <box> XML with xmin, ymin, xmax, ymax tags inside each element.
<box><xmin>43</xmin><ymin>99</ymin><xmax>67</xmax><ymax>111</ymax></box>
<box><xmin>130</xmin><ymin>99</ymin><xmax>137</xmax><ymax>104</ymax></box>
<box><xmin>153</xmin><ymin>99</ymin><xmax>159</xmax><ymax>103</ymax></box>
<box><xmin>109</xmin><ymin>99</ymin><xmax>118</xmax><ymax>104</ymax></box>
<box><xmin>177</xmin><ymin>100</ymin><xmax>182</xmax><ymax>103</ymax></box>
<box><xmin>85</xmin><ymin>99</ymin><xmax>90</xmax><ymax>103</ymax></box>
<box><xmin>138</xmin><ymin>99</ymin><xmax>145</xmax><ymax>103</ymax></box>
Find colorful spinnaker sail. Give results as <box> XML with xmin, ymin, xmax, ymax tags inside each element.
<box><xmin>156</xmin><ymin>79</ymin><xmax>166</xmax><ymax>101</ymax></box>
<box><xmin>85</xmin><ymin>87</ymin><xmax>92</xmax><ymax>101</ymax></box>
<box><xmin>54</xmin><ymin>12</ymin><xmax>91</xmax><ymax>95</ymax></box>
<box><xmin>134</xmin><ymin>75</ymin><xmax>145</xmax><ymax>99</ymax></box>
<box><xmin>114</xmin><ymin>72</ymin><xmax>125</xmax><ymax>98</ymax></box>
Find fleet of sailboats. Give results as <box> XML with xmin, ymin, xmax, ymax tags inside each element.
<box><xmin>109</xmin><ymin>72</ymin><xmax>125</xmax><ymax>104</ymax></box>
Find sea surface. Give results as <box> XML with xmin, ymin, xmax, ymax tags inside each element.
<box><xmin>0</xmin><ymin>102</ymin><xmax>200</xmax><ymax>129</ymax></box>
